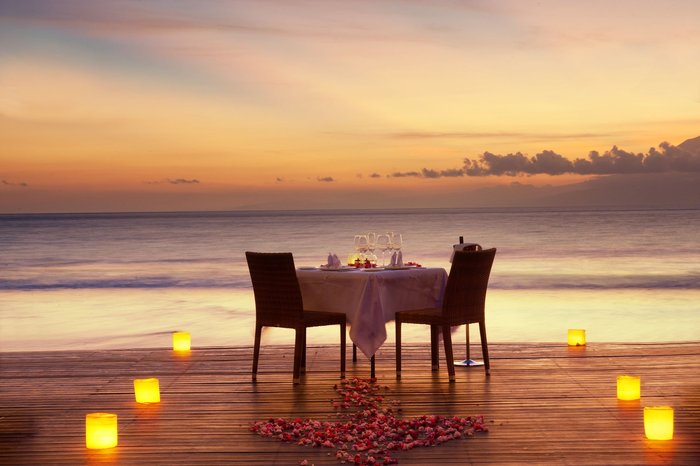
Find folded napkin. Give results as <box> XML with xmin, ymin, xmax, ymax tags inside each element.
<box><xmin>389</xmin><ymin>252</ymin><xmax>397</xmax><ymax>267</ymax></box>
<box><xmin>397</xmin><ymin>251</ymin><xmax>403</xmax><ymax>267</ymax></box>
<box><xmin>326</xmin><ymin>253</ymin><xmax>342</xmax><ymax>268</ymax></box>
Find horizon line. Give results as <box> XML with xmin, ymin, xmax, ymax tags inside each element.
<box><xmin>2</xmin><ymin>205</ymin><xmax>699</xmax><ymax>218</ymax></box>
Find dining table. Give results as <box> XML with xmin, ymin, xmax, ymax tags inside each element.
<box><xmin>296</xmin><ymin>265</ymin><xmax>448</xmax><ymax>377</ymax></box>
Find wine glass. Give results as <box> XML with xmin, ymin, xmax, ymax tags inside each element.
<box><xmin>354</xmin><ymin>234</ymin><xmax>368</xmax><ymax>260</ymax></box>
<box><xmin>366</xmin><ymin>232</ymin><xmax>376</xmax><ymax>254</ymax></box>
<box><xmin>391</xmin><ymin>232</ymin><xmax>402</xmax><ymax>251</ymax></box>
<box><xmin>365</xmin><ymin>232</ymin><xmax>378</xmax><ymax>266</ymax></box>
<box><xmin>375</xmin><ymin>233</ymin><xmax>391</xmax><ymax>266</ymax></box>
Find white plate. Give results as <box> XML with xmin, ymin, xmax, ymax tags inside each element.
<box><xmin>319</xmin><ymin>266</ymin><xmax>355</xmax><ymax>272</ymax></box>
<box><xmin>297</xmin><ymin>266</ymin><xmax>318</xmax><ymax>270</ymax></box>
<box><xmin>362</xmin><ymin>267</ymin><xmax>385</xmax><ymax>272</ymax></box>
<box><xmin>384</xmin><ymin>266</ymin><xmax>411</xmax><ymax>270</ymax></box>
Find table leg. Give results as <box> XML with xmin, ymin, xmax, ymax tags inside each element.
<box><xmin>370</xmin><ymin>355</ymin><xmax>375</xmax><ymax>379</ymax></box>
<box><xmin>455</xmin><ymin>323</ymin><xmax>484</xmax><ymax>367</ymax></box>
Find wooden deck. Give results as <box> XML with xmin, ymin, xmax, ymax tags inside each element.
<box><xmin>1</xmin><ymin>342</ymin><xmax>699</xmax><ymax>465</ymax></box>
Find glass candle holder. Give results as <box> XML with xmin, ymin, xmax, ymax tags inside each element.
<box><xmin>172</xmin><ymin>331</ymin><xmax>191</xmax><ymax>352</ymax></box>
<box><xmin>86</xmin><ymin>413</ymin><xmax>118</xmax><ymax>449</ymax></box>
<box><xmin>617</xmin><ymin>375</ymin><xmax>641</xmax><ymax>400</ymax></box>
<box><xmin>644</xmin><ymin>406</ymin><xmax>674</xmax><ymax>440</ymax></box>
<box><xmin>134</xmin><ymin>378</ymin><xmax>161</xmax><ymax>403</ymax></box>
<box><xmin>567</xmin><ymin>329</ymin><xmax>586</xmax><ymax>346</ymax></box>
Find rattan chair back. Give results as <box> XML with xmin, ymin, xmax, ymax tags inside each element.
<box><xmin>442</xmin><ymin>248</ymin><xmax>496</xmax><ymax>324</ymax></box>
<box><xmin>245</xmin><ymin>251</ymin><xmax>304</xmax><ymax>327</ymax></box>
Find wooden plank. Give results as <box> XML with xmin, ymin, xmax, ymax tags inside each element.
<box><xmin>1</xmin><ymin>343</ymin><xmax>699</xmax><ymax>465</ymax></box>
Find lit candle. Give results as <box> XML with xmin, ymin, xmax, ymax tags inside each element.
<box><xmin>617</xmin><ymin>375</ymin><xmax>641</xmax><ymax>400</ymax></box>
<box><xmin>173</xmin><ymin>331</ymin><xmax>191</xmax><ymax>352</ymax></box>
<box><xmin>644</xmin><ymin>406</ymin><xmax>674</xmax><ymax>440</ymax></box>
<box><xmin>134</xmin><ymin>378</ymin><xmax>161</xmax><ymax>403</ymax></box>
<box><xmin>86</xmin><ymin>413</ymin><xmax>118</xmax><ymax>449</ymax></box>
<box><xmin>567</xmin><ymin>329</ymin><xmax>586</xmax><ymax>346</ymax></box>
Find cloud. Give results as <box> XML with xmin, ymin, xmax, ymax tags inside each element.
<box><xmin>275</xmin><ymin>177</ymin><xmax>284</xmax><ymax>182</ymax></box>
<box><xmin>421</xmin><ymin>168</ymin><xmax>464</xmax><ymax>178</ymax></box>
<box><xmin>390</xmin><ymin>171</ymin><xmax>421</xmax><ymax>178</ymax></box>
<box><xmin>463</xmin><ymin>150</ymin><xmax>572</xmax><ymax>176</ymax></box>
<box><xmin>145</xmin><ymin>178</ymin><xmax>200</xmax><ymax>185</ymax></box>
<box><xmin>369</xmin><ymin>173</ymin><xmax>382</xmax><ymax>178</ymax></box>
<box><xmin>381</xmin><ymin>139</ymin><xmax>700</xmax><ymax>180</ymax></box>
<box><xmin>389</xmin><ymin>131</ymin><xmax>609</xmax><ymax>141</ymax></box>
<box><xmin>2</xmin><ymin>180</ymin><xmax>29</xmax><ymax>187</ymax></box>
<box><xmin>168</xmin><ymin>178</ymin><xmax>199</xmax><ymax>184</ymax></box>
<box><xmin>0</xmin><ymin>0</ymin><xmax>447</xmax><ymax>44</ymax></box>
<box><xmin>317</xmin><ymin>176</ymin><xmax>335</xmax><ymax>182</ymax></box>
<box><xmin>389</xmin><ymin>168</ymin><xmax>464</xmax><ymax>179</ymax></box>
<box><xmin>463</xmin><ymin>142</ymin><xmax>700</xmax><ymax>176</ymax></box>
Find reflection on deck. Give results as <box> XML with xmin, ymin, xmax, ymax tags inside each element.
<box><xmin>1</xmin><ymin>342</ymin><xmax>699</xmax><ymax>464</ymax></box>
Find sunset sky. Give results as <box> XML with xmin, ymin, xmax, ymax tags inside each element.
<box><xmin>1</xmin><ymin>0</ymin><xmax>699</xmax><ymax>213</ymax></box>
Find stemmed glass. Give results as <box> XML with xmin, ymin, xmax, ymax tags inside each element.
<box><xmin>366</xmin><ymin>232</ymin><xmax>378</xmax><ymax>266</ymax></box>
<box><xmin>375</xmin><ymin>233</ymin><xmax>391</xmax><ymax>266</ymax></box>
<box><xmin>354</xmin><ymin>234</ymin><xmax>368</xmax><ymax>261</ymax></box>
<box><xmin>366</xmin><ymin>232</ymin><xmax>376</xmax><ymax>253</ymax></box>
<box><xmin>390</xmin><ymin>232</ymin><xmax>403</xmax><ymax>254</ymax></box>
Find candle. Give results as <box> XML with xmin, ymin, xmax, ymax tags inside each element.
<box><xmin>172</xmin><ymin>331</ymin><xmax>191</xmax><ymax>352</ymax></box>
<box><xmin>617</xmin><ymin>375</ymin><xmax>641</xmax><ymax>400</ymax></box>
<box><xmin>86</xmin><ymin>413</ymin><xmax>118</xmax><ymax>449</ymax></box>
<box><xmin>347</xmin><ymin>253</ymin><xmax>361</xmax><ymax>266</ymax></box>
<box><xmin>567</xmin><ymin>329</ymin><xmax>586</xmax><ymax>346</ymax></box>
<box><xmin>644</xmin><ymin>406</ymin><xmax>674</xmax><ymax>440</ymax></box>
<box><xmin>134</xmin><ymin>378</ymin><xmax>161</xmax><ymax>403</ymax></box>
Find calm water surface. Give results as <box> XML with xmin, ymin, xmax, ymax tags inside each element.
<box><xmin>1</xmin><ymin>208</ymin><xmax>698</xmax><ymax>351</ymax></box>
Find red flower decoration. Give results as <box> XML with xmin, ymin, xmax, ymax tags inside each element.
<box><xmin>251</xmin><ymin>377</ymin><xmax>488</xmax><ymax>465</ymax></box>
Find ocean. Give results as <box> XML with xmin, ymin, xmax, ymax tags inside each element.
<box><xmin>1</xmin><ymin>208</ymin><xmax>698</xmax><ymax>352</ymax></box>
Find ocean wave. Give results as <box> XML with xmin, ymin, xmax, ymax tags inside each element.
<box><xmin>0</xmin><ymin>277</ymin><xmax>253</xmax><ymax>290</ymax></box>
<box><xmin>489</xmin><ymin>274</ymin><xmax>700</xmax><ymax>290</ymax></box>
<box><xmin>0</xmin><ymin>274</ymin><xmax>697</xmax><ymax>291</ymax></box>
<box><xmin>2</xmin><ymin>257</ymin><xmax>231</xmax><ymax>268</ymax></box>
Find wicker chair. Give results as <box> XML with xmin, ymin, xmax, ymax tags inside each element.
<box><xmin>246</xmin><ymin>252</ymin><xmax>346</xmax><ymax>384</ymax></box>
<box><xmin>395</xmin><ymin>248</ymin><xmax>496</xmax><ymax>381</ymax></box>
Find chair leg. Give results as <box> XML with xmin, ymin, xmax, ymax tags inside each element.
<box><xmin>395</xmin><ymin>319</ymin><xmax>402</xmax><ymax>379</ymax></box>
<box><xmin>252</xmin><ymin>323</ymin><xmax>262</xmax><ymax>382</ymax></box>
<box><xmin>430</xmin><ymin>325</ymin><xmax>439</xmax><ymax>371</ymax></box>
<box><xmin>352</xmin><ymin>344</ymin><xmax>357</xmax><ymax>363</ymax></box>
<box><xmin>300</xmin><ymin>328</ymin><xmax>306</xmax><ymax>375</ymax></box>
<box><xmin>293</xmin><ymin>328</ymin><xmax>304</xmax><ymax>384</ymax></box>
<box><xmin>479</xmin><ymin>321</ymin><xmax>490</xmax><ymax>376</ymax></box>
<box><xmin>340</xmin><ymin>322</ymin><xmax>346</xmax><ymax>379</ymax></box>
<box><xmin>442</xmin><ymin>324</ymin><xmax>456</xmax><ymax>382</ymax></box>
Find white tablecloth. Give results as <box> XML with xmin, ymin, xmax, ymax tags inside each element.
<box><xmin>297</xmin><ymin>268</ymin><xmax>447</xmax><ymax>358</ymax></box>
